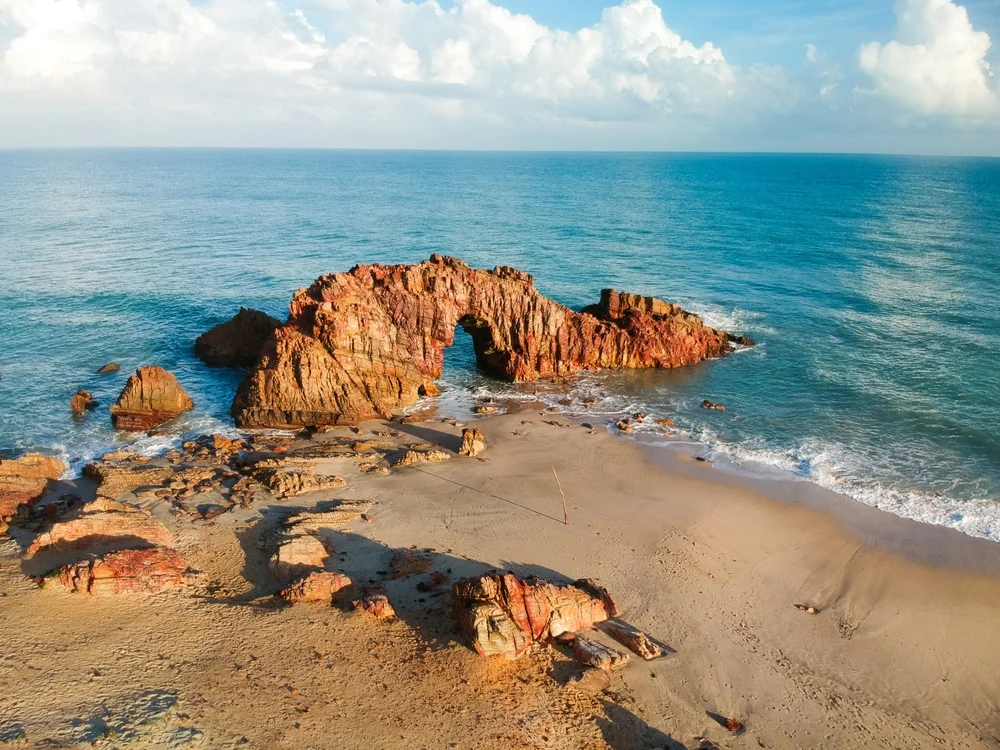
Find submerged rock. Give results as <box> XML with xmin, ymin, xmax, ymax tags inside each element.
<box><xmin>57</xmin><ymin>547</ymin><xmax>193</xmax><ymax>595</ymax></box>
<box><xmin>452</xmin><ymin>572</ymin><xmax>617</xmax><ymax>660</ymax></box>
<box><xmin>459</xmin><ymin>428</ymin><xmax>487</xmax><ymax>457</ymax></box>
<box><xmin>0</xmin><ymin>454</ymin><xmax>66</xmax><ymax>521</ymax></box>
<box><xmin>110</xmin><ymin>367</ymin><xmax>194</xmax><ymax>431</ymax></box>
<box><xmin>96</xmin><ymin>362</ymin><xmax>121</xmax><ymax>375</ymax></box>
<box><xmin>231</xmin><ymin>256</ymin><xmax>747</xmax><ymax>429</ymax></box>
<box><xmin>701</xmin><ymin>400</ymin><xmax>726</xmax><ymax>412</ymax></box>
<box><xmin>70</xmin><ymin>389</ymin><xmax>99</xmax><ymax>414</ymax></box>
<box><xmin>194</xmin><ymin>308</ymin><xmax>282</xmax><ymax>368</ymax></box>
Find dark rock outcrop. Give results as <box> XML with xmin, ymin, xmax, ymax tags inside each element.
<box><xmin>231</xmin><ymin>256</ymin><xmax>748</xmax><ymax>428</ymax></box>
<box><xmin>97</xmin><ymin>362</ymin><xmax>121</xmax><ymax>375</ymax></box>
<box><xmin>195</xmin><ymin>308</ymin><xmax>282</xmax><ymax>368</ymax></box>
<box><xmin>110</xmin><ymin>367</ymin><xmax>194</xmax><ymax>431</ymax></box>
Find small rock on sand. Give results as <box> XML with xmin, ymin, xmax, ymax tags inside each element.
<box><xmin>571</xmin><ymin>635</ymin><xmax>630</xmax><ymax>671</ymax></box>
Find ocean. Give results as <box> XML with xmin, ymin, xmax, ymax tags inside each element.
<box><xmin>1</xmin><ymin>150</ymin><xmax>998</xmax><ymax>541</ymax></box>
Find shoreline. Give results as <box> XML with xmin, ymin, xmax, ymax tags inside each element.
<box><xmin>2</xmin><ymin>410</ymin><xmax>999</xmax><ymax>747</ymax></box>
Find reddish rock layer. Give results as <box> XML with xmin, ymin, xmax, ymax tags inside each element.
<box><xmin>232</xmin><ymin>256</ymin><xmax>747</xmax><ymax>428</ymax></box>
<box><xmin>110</xmin><ymin>366</ymin><xmax>194</xmax><ymax>431</ymax></box>
<box><xmin>57</xmin><ymin>547</ymin><xmax>193</xmax><ymax>595</ymax></box>
<box><xmin>0</xmin><ymin>454</ymin><xmax>66</xmax><ymax>520</ymax></box>
<box><xmin>452</xmin><ymin>572</ymin><xmax>616</xmax><ymax>660</ymax></box>
<box><xmin>195</xmin><ymin>308</ymin><xmax>283</xmax><ymax>368</ymax></box>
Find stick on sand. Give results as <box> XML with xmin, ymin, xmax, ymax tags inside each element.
<box><xmin>552</xmin><ymin>465</ymin><xmax>568</xmax><ymax>525</ymax></box>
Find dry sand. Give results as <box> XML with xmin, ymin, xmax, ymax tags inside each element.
<box><xmin>2</xmin><ymin>412</ymin><xmax>999</xmax><ymax>749</ymax></box>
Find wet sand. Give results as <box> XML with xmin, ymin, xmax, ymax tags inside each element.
<box><xmin>2</xmin><ymin>412</ymin><xmax>999</xmax><ymax>749</ymax></box>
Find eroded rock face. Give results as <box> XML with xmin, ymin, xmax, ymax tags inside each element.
<box><xmin>110</xmin><ymin>367</ymin><xmax>194</xmax><ymax>431</ymax></box>
<box><xmin>195</xmin><ymin>308</ymin><xmax>283</xmax><ymax>368</ymax></box>
<box><xmin>459</xmin><ymin>428</ymin><xmax>487</xmax><ymax>458</ymax></box>
<box><xmin>0</xmin><ymin>454</ymin><xmax>66</xmax><ymax>520</ymax></box>
<box><xmin>57</xmin><ymin>547</ymin><xmax>193</xmax><ymax>595</ymax></box>
<box><xmin>452</xmin><ymin>573</ymin><xmax>617</xmax><ymax>660</ymax></box>
<box><xmin>232</xmin><ymin>256</ymin><xmax>746</xmax><ymax>428</ymax></box>
<box><xmin>240</xmin><ymin>457</ymin><xmax>346</xmax><ymax>498</ymax></box>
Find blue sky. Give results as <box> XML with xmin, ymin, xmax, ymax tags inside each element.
<box><xmin>1</xmin><ymin>0</ymin><xmax>999</xmax><ymax>153</ymax></box>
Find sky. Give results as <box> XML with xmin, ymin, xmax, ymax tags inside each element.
<box><xmin>0</xmin><ymin>0</ymin><xmax>998</xmax><ymax>154</ymax></box>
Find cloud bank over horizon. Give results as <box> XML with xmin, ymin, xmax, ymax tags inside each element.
<box><xmin>0</xmin><ymin>0</ymin><xmax>997</xmax><ymax>153</ymax></box>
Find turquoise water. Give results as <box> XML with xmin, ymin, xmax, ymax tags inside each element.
<box><xmin>1</xmin><ymin>150</ymin><xmax>998</xmax><ymax>540</ymax></box>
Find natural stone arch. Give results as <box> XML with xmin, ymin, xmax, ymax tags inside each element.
<box><xmin>230</xmin><ymin>255</ymin><xmax>748</xmax><ymax>428</ymax></box>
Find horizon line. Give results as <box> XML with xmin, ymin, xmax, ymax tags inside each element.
<box><xmin>0</xmin><ymin>146</ymin><xmax>998</xmax><ymax>159</ymax></box>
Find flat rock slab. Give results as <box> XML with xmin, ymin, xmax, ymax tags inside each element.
<box><xmin>57</xmin><ymin>547</ymin><xmax>193</xmax><ymax>595</ymax></box>
<box><xmin>572</xmin><ymin>635</ymin><xmax>630</xmax><ymax>671</ymax></box>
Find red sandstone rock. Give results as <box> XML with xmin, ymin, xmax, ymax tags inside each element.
<box><xmin>195</xmin><ymin>308</ymin><xmax>283</xmax><ymax>368</ymax></box>
<box><xmin>459</xmin><ymin>428</ymin><xmax>487</xmax><ymax>457</ymax></box>
<box><xmin>353</xmin><ymin>585</ymin><xmax>396</xmax><ymax>620</ymax></box>
<box><xmin>280</xmin><ymin>571</ymin><xmax>352</xmax><ymax>604</ymax></box>
<box><xmin>231</xmin><ymin>256</ymin><xmax>746</xmax><ymax>428</ymax></box>
<box><xmin>110</xmin><ymin>367</ymin><xmax>194</xmax><ymax>431</ymax></box>
<box><xmin>452</xmin><ymin>572</ymin><xmax>616</xmax><ymax>660</ymax></box>
<box><xmin>70</xmin><ymin>389</ymin><xmax>99</xmax><ymax>414</ymax></box>
<box><xmin>28</xmin><ymin>504</ymin><xmax>174</xmax><ymax>556</ymax></box>
<box><xmin>0</xmin><ymin>454</ymin><xmax>66</xmax><ymax>520</ymax></box>
<box><xmin>57</xmin><ymin>547</ymin><xmax>193</xmax><ymax>595</ymax></box>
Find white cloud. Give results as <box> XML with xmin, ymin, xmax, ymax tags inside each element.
<box><xmin>858</xmin><ymin>0</ymin><xmax>998</xmax><ymax>118</ymax></box>
<box><xmin>0</xmin><ymin>0</ymin><xmax>756</xmax><ymax>146</ymax></box>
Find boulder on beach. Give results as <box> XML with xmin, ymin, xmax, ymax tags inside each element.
<box><xmin>194</xmin><ymin>308</ymin><xmax>282</xmax><ymax>368</ymax></box>
<box><xmin>0</xmin><ymin>453</ymin><xmax>66</xmax><ymax>521</ymax></box>
<box><xmin>452</xmin><ymin>572</ymin><xmax>617</xmax><ymax>660</ymax></box>
<box><xmin>280</xmin><ymin>571</ymin><xmax>352</xmax><ymax>604</ymax></box>
<box><xmin>459</xmin><ymin>428</ymin><xmax>487</xmax><ymax>457</ymax></box>
<box><xmin>110</xmin><ymin>366</ymin><xmax>194</xmax><ymax>431</ymax></box>
<box><xmin>353</xmin><ymin>585</ymin><xmax>396</xmax><ymax>620</ymax></box>
<box><xmin>230</xmin><ymin>256</ymin><xmax>749</xmax><ymax>429</ymax></box>
<box><xmin>70</xmin><ymin>389</ymin><xmax>99</xmax><ymax>414</ymax></box>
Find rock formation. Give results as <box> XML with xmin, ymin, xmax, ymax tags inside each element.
<box><xmin>604</xmin><ymin>623</ymin><xmax>664</xmax><ymax>660</ymax></box>
<box><xmin>459</xmin><ymin>428</ymin><xmax>487</xmax><ymax>458</ymax></box>
<box><xmin>70</xmin><ymin>389</ymin><xmax>99</xmax><ymax>414</ymax></box>
<box><xmin>280</xmin><ymin>571</ymin><xmax>352</xmax><ymax>604</ymax></box>
<box><xmin>353</xmin><ymin>585</ymin><xmax>395</xmax><ymax>620</ymax></box>
<box><xmin>57</xmin><ymin>548</ymin><xmax>193</xmax><ymax>595</ymax></box>
<box><xmin>0</xmin><ymin>454</ymin><xmax>66</xmax><ymax>521</ymax></box>
<box><xmin>231</xmin><ymin>255</ymin><xmax>750</xmax><ymax>428</ymax></box>
<box><xmin>97</xmin><ymin>362</ymin><xmax>121</xmax><ymax>375</ymax></box>
<box><xmin>195</xmin><ymin>308</ymin><xmax>282</xmax><ymax>368</ymax></box>
<box><xmin>452</xmin><ymin>572</ymin><xmax>617</xmax><ymax>660</ymax></box>
<box><xmin>28</xmin><ymin>502</ymin><xmax>173</xmax><ymax>556</ymax></box>
<box><xmin>110</xmin><ymin>367</ymin><xmax>194</xmax><ymax>431</ymax></box>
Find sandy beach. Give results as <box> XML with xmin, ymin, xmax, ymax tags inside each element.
<box><xmin>2</xmin><ymin>411</ymin><xmax>999</xmax><ymax>749</ymax></box>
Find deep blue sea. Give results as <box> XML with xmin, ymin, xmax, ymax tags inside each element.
<box><xmin>1</xmin><ymin>150</ymin><xmax>998</xmax><ymax>540</ymax></box>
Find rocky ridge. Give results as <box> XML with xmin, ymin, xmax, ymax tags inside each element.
<box><xmin>228</xmin><ymin>255</ymin><xmax>750</xmax><ymax>428</ymax></box>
